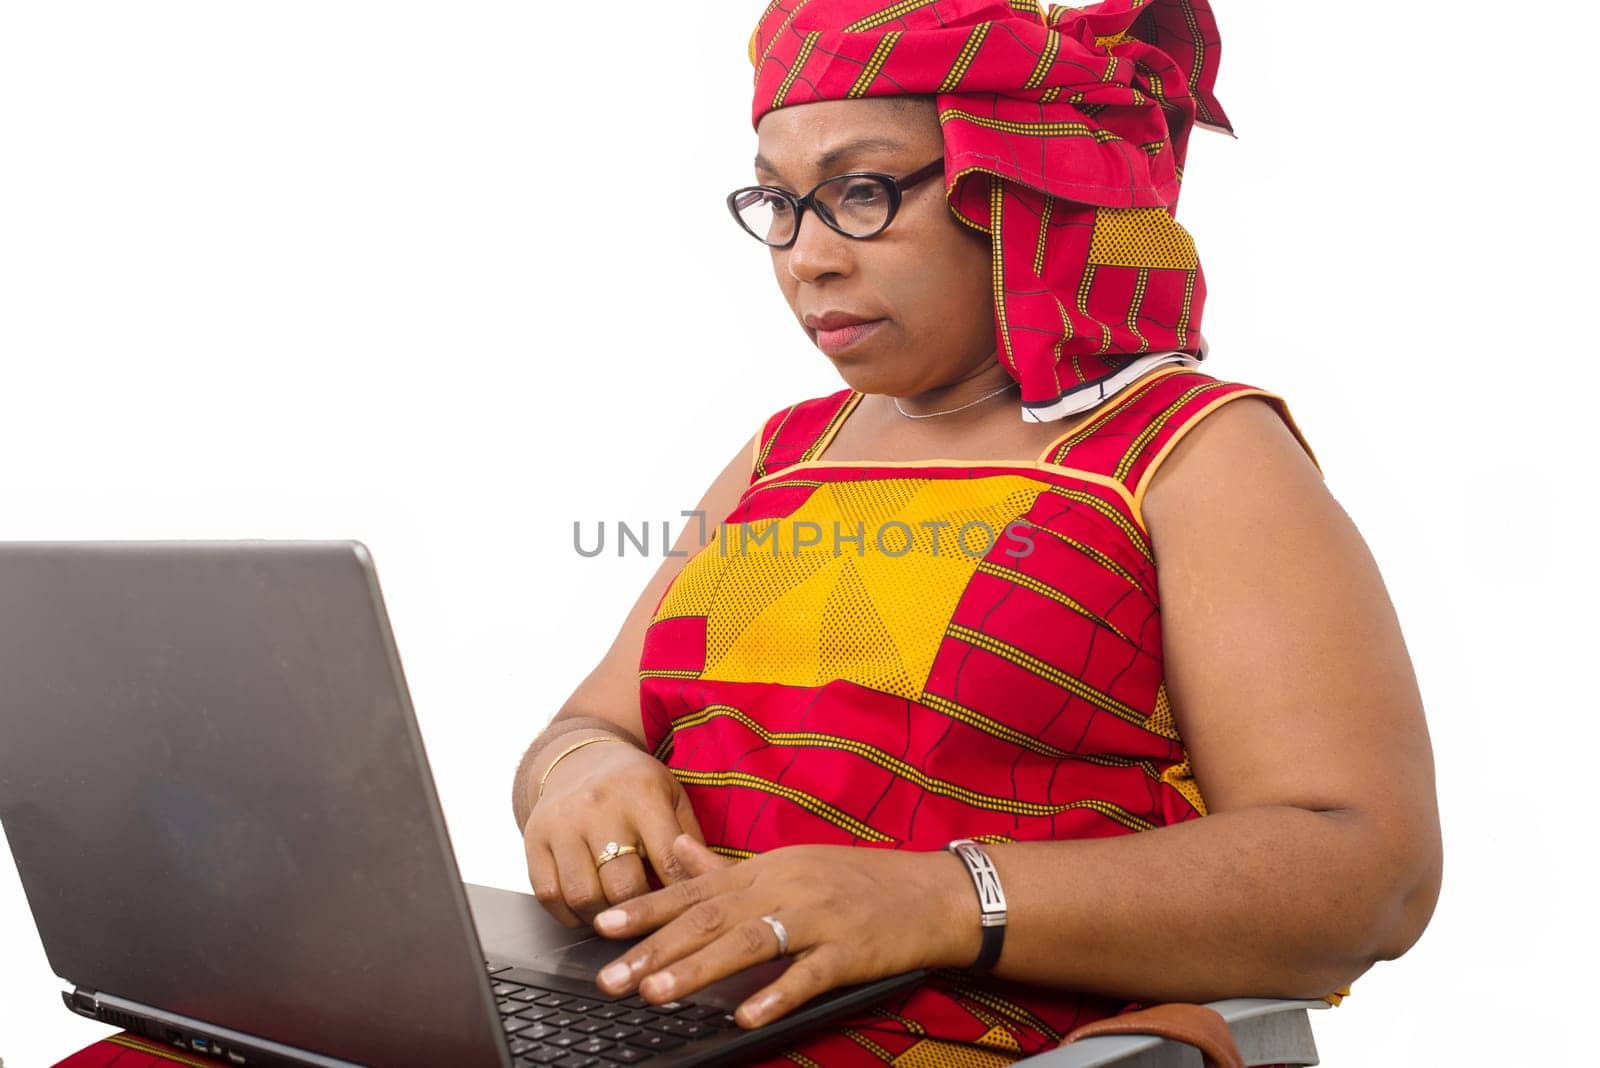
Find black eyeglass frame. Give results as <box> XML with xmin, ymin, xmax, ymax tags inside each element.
<box><xmin>726</xmin><ymin>157</ymin><xmax>946</xmax><ymax>248</ymax></box>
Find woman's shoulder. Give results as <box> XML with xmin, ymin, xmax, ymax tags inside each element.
<box><xmin>755</xmin><ymin>386</ymin><xmax>857</xmax><ymax>438</ymax></box>
<box><xmin>1038</xmin><ymin>363</ymin><xmax>1323</xmax><ymax>533</ymax></box>
<box><xmin>1136</xmin><ymin>366</ymin><xmax>1322</xmax><ymax>479</ymax></box>
<box><xmin>749</xmin><ymin>386</ymin><xmax>858</xmax><ymax>483</ymax></box>
<box><xmin>1129</xmin><ymin>367</ymin><xmax>1326</xmax><ymax>534</ymax></box>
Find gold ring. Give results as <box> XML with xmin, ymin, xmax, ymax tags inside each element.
<box><xmin>595</xmin><ymin>841</ymin><xmax>643</xmax><ymax>868</ymax></box>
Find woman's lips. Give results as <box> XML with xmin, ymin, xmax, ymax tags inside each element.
<box><xmin>814</xmin><ymin>319</ymin><xmax>885</xmax><ymax>356</ymax></box>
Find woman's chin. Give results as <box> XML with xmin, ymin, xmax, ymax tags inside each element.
<box><xmin>825</xmin><ymin>359</ymin><xmax>899</xmax><ymax>397</ymax></box>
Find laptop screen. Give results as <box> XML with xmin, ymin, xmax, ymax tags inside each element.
<box><xmin>0</xmin><ymin>542</ymin><xmax>506</xmax><ymax>1066</ymax></box>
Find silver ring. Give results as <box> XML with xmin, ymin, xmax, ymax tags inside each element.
<box><xmin>759</xmin><ymin>914</ymin><xmax>789</xmax><ymax>958</ymax></box>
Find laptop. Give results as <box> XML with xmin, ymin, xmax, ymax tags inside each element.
<box><xmin>0</xmin><ymin>541</ymin><xmax>926</xmax><ymax>1067</ymax></box>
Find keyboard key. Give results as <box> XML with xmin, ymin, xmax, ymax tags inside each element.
<box><xmin>596</xmin><ymin>1026</ymin><xmax>640</xmax><ymax>1042</ymax></box>
<box><xmin>645</xmin><ymin>1000</ymin><xmax>689</xmax><ymax>1016</ymax></box>
<box><xmin>487</xmin><ymin>962</ymin><xmax>513</xmax><ymax>975</ymax></box>
<box><xmin>573</xmin><ymin>1038</ymin><xmax>615</xmax><ymax>1055</ymax></box>
<box><xmin>494</xmin><ymin>981</ymin><xmax>527</xmax><ymax>997</ymax></box>
<box><xmin>516</xmin><ymin>1006</ymin><xmax>557</xmax><ymax>1023</ymax></box>
<box><xmin>553</xmin><ymin>1056</ymin><xmax>605</xmax><ymax>1068</ymax></box>
<box><xmin>680</xmin><ymin>1005</ymin><xmax>725</xmax><ymax>1021</ymax></box>
<box><xmin>509</xmin><ymin>987</ymin><xmax>546</xmax><ymax>1002</ymax></box>
<box><xmin>650</xmin><ymin>1018</ymin><xmax>714</xmax><ymax>1039</ymax></box>
<box><xmin>590</xmin><ymin>1004</ymin><xmax>629</xmax><ymax>1020</ymax></box>
<box><xmin>615</xmin><ymin>1012</ymin><xmax>654</xmax><ymax>1027</ymax></box>
<box><xmin>624</xmin><ymin>1032</ymin><xmax>686</xmax><ymax>1052</ymax></box>
<box><xmin>691</xmin><ymin>1009</ymin><xmax>738</xmax><ymax>1031</ymax></box>
<box><xmin>534</xmin><ymin>994</ymin><xmax>573</xmax><ymax>1008</ymax></box>
<box><xmin>503</xmin><ymin>1018</ymin><xmax>534</xmax><ymax>1036</ymax></box>
<box><xmin>518</xmin><ymin>1046</ymin><xmax>567</xmax><ymax>1065</ymax></box>
<box><xmin>562</xmin><ymin>999</ymin><xmax>598</xmax><ymax>1014</ymax></box>
<box><xmin>600</xmin><ymin>1048</ymin><xmax>650</xmax><ymax>1065</ymax></box>
<box><xmin>498</xmin><ymin>998</ymin><xmax>522</xmax><ymax>1015</ymax></box>
<box><xmin>520</xmin><ymin>1023</ymin><xmax>561</xmax><ymax>1042</ymax></box>
<box><xmin>546</xmin><ymin>1013</ymin><xmax>580</xmax><ymax>1029</ymax></box>
<box><xmin>568</xmin><ymin>1019</ymin><xmax>606</xmax><ymax>1035</ymax></box>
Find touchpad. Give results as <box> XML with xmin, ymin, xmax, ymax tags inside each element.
<box><xmin>528</xmin><ymin>933</ymin><xmax>646</xmax><ymax>980</ymax></box>
<box><xmin>528</xmin><ymin>934</ymin><xmax>792</xmax><ymax>1010</ymax></box>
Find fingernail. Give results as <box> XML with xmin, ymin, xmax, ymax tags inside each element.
<box><xmin>641</xmin><ymin>973</ymin><xmax>674</xmax><ymax>1000</ymax></box>
<box><xmin>598</xmin><ymin>962</ymin><xmax>629</xmax><ymax>989</ymax></box>
<box><xmin>742</xmin><ymin>993</ymin><xmax>779</xmax><ymax>1027</ymax></box>
<box><xmin>595</xmin><ymin>909</ymin><xmax>625</xmax><ymax>931</ymax></box>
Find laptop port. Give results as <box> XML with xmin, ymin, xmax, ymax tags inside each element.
<box><xmin>189</xmin><ymin>1038</ymin><xmax>210</xmax><ymax>1053</ymax></box>
<box><xmin>227</xmin><ymin>1052</ymin><xmax>247</xmax><ymax>1064</ymax></box>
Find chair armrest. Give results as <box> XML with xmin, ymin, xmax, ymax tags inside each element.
<box><xmin>1013</xmin><ymin>998</ymin><xmax>1330</xmax><ymax>1067</ymax></box>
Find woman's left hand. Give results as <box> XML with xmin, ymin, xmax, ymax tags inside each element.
<box><xmin>591</xmin><ymin>834</ymin><xmax>976</xmax><ymax>1029</ymax></box>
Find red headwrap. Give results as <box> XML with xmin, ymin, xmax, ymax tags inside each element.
<box><xmin>748</xmin><ymin>0</ymin><xmax>1233</xmax><ymax>422</ymax></box>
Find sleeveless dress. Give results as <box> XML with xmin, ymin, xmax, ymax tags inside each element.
<box><xmin>638</xmin><ymin>364</ymin><xmax>1325</xmax><ymax>1066</ymax></box>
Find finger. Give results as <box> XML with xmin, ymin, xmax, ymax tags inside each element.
<box><xmin>596</xmin><ymin>851</ymin><xmax>650</xmax><ymax>907</ymax></box>
<box><xmin>550</xmin><ymin>831</ymin><xmax>608</xmax><ymax>926</ymax></box>
<box><xmin>636</xmin><ymin>804</ymin><xmax>695</xmax><ymax>886</ymax></box>
<box><xmin>599</xmin><ymin>891</ymin><xmax>749</xmax><ymax>999</ymax></box>
<box><xmin>525</xmin><ymin>828</ymin><xmax>582</xmax><ymax>928</ymax></box>
<box><xmin>674</xmin><ymin>788</ymin><xmax>708</xmax><ymax>845</ymax></box>
<box><xmin>592</xmin><ymin>879</ymin><xmax>736</xmax><ymax>993</ymax></box>
<box><xmin>674</xmin><ymin>833</ymin><xmax>735</xmax><ymax>878</ymax></box>
<box><xmin>634</xmin><ymin>912</ymin><xmax>793</xmax><ymax>1006</ymax></box>
<box><xmin>735</xmin><ymin>944</ymin><xmax>844</xmax><ymax>1030</ymax></box>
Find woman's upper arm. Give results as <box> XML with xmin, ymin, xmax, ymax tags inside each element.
<box><xmin>1142</xmin><ymin>396</ymin><xmax>1442</xmax><ymax>931</ymax></box>
<box><xmin>552</xmin><ymin>430</ymin><xmax>761</xmax><ymax>743</ymax></box>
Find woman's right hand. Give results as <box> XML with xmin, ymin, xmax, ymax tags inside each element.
<box><xmin>521</xmin><ymin>735</ymin><xmax>707</xmax><ymax>928</ymax></box>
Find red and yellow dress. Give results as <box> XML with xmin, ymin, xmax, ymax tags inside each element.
<box><xmin>638</xmin><ymin>363</ymin><xmax>1326</xmax><ymax>1066</ymax></box>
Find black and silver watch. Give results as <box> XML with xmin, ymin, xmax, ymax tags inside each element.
<box><xmin>945</xmin><ymin>838</ymin><xmax>1007</xmax><ymax>972</ymax></box>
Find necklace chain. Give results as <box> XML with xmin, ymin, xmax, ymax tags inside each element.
<box><xmin>892</xmin><ymin>380</ymin><xmax>1018</xmax><ymax>420</ymax></box>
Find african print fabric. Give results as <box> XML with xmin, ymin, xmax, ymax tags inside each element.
<box><xmin>53</xmin><ymin>367</ymin><xmax>1329</xmax><ymax>1068</ymax></box>
<box><xmin>748</xmin><ymin>0</ymin><xmax>1232</xmax><ymax>423</ymax></box>
<box><xmin>639</xmin><ymin>364</ymin><xmax>1327</xmax><ymax>1065</ymax></box>
<box><xmin>51</xmin><ymin>1033</ymin><xmax>220</xmax><ymax>1068</ymax></box>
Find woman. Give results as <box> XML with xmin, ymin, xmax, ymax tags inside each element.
<box><xmin>511</xmin><ymin>1</ymin><xmax>1442</xmax><ymax>1063</ymax></box>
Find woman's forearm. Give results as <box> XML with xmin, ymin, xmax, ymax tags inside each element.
<box><xmin>922</xmin><ymin>804</ymin><xmax>1440</xmax><ymax>1002</ymax></box>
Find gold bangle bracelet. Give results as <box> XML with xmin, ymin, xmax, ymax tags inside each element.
<box><xmin>535</xmin><ymin>734</ymin><xmax>626</xmax><ymax>802</ymax></box>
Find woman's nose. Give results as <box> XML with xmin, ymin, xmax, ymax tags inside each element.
<box><xmin>784</xmin><ymin>208</ymin><xmax>853</xmax><ymax>283</ymax></box>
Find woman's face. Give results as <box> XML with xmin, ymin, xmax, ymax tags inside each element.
<box><xmin>753</xmin><ymin>97</ymin><xmax>997</xmax><ymax>396</ymax></box>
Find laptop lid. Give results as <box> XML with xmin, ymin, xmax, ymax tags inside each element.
<box><xmin>0</xmin><ymin>541</ymin><xmax>509</xmax><ymax>1067</ymax></box>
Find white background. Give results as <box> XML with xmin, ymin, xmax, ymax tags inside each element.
<box><xmin>1</xmin><ymin>2</ymin><xmax>1593</xmax><ymax>1065</ymax></box>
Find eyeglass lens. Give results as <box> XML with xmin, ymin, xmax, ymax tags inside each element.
<box><xmin>733</xmin><ymin>174</ymin><xmax>895</xmax><ymax>245</ymax></box>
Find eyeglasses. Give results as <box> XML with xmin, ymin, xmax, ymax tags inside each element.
<box><xmin>726</xmin><ymin>158</ymin><xmax>945</xmax><ymax>248</ymax></box>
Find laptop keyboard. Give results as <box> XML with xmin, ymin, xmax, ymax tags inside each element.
<box><xmin>487</xmin><ymin>962</ymin><xmax>742</xmax><ymax>1067</ymax></box>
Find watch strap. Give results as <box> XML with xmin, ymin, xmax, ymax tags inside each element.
<box><xmin>946</xmin><ymin>838</ymin><xmax>1007</xmax><ymax>972</ymax></box>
